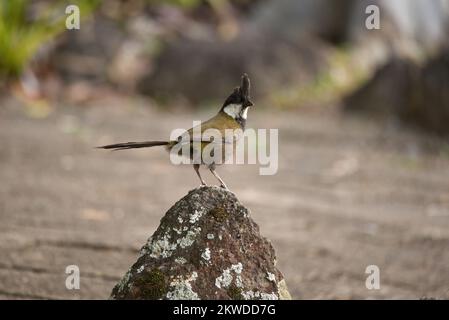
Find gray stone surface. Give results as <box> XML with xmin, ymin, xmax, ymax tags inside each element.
<box><xmin>110</xmin><ymin>186</ymin><xmax>291</xmax><ymax>300</ymax></box>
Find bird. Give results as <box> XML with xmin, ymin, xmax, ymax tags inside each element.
<box><xmin>98</xmin><ymin>74</ymin><xmax>254</xmax><ymax>190</ymax></box>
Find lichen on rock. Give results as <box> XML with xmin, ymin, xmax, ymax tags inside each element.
<box><xmin>201</xmin><ymin>247</ymin><xmax>211</xmax><ymax>263</ymax></box>
<box><xmin>110</xmin><ymin>186</ymin><xmax>291</xmax><ymax>300</ymax></box>
<box><xmin>166</xmin><ymin>272</ymin><xmax>199</xmax><ymax>300</ymax></box>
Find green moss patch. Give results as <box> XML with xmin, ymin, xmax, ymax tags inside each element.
<box><xmin>227</xmin><ymin>284</ymin><xmax>244</xmax><ymax>300</ymax></box>
<box><xmin>135</xmin><ymin>268</ymin><xmax>168</xmax><ymax>299</ymax></box>
<box><xmin>209</xmin><ymin>207</ymin><xmax>228</xmax><ymax>223</ymax></box>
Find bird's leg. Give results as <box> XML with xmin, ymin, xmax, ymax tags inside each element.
<box><xmin>193</xmin><ymin>164</ymin><xmax>207</xmax><ymax>186</ymax></box>
<box><xmin>209</xmin><ymin>166</ymin><xmax>228</xmax><ymax>190</ymax></box>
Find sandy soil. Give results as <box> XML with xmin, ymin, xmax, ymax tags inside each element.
<box><xmin>1</xmin><ymin>98</ymin><xmax>449</xmax><ymax>299</ymax></box>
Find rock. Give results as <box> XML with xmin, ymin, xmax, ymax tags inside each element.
<box><xmin>343</xmin><ymin>57</ymin><xmax>418</xmax><ymax>117</ymax></box>
<box><xmin>343</xmin><ymin>48</ymin><xmax>449</xmax><ymax>136</ymax></box>
<box><xmin>110</xmin><ymin>186</ymin><xmax>291</xmax><ymax>300</ymax></box>
<box><xmin>404</xmin><ymin>50</ymin><xmax>449</xmax><ymax>136</ymax></box>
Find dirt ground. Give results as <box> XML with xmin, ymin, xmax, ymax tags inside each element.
<box><xmin>1</xmin><ymin>97</ymin><xmax>449</xmax><ymax>299</ymax></box>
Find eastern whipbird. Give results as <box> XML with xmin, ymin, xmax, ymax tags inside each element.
<box><xmin>98</xmin><ymin>74</ymin><xmax>254</xmax><ymax>190</ymax></box>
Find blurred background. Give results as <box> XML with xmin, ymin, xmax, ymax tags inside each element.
<box><xmin>1</xmin><ymin>0</ymin><xmax>449</xmax><ymax>299</ymax></box>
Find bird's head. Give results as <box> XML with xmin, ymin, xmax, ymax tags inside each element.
<box><xmin>221</xmin><ymin>74</ymin><xmax>254</xmax><ymax>121</ymax></box>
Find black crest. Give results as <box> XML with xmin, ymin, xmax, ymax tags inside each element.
<box><xmin>221</xmin><ymin>74</ymin><xmax>254</xmax><ymax>109</ymax></box>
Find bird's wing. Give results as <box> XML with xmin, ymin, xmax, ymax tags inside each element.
<box><xmin>179</xmin><ymin>113</ymin><xmax>241</xmax><ymax>143</ymax></box>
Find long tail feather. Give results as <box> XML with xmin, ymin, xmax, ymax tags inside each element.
<box><xmin>97</xmin><ymin>141</ymin><xmax>169</xmax><ymax>151</ymax></box>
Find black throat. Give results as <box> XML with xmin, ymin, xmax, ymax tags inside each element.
<box><xmin>235</xmin><ymin>114</ymin><xmax>246</xmax><ymax>130</ymax></box>
<box><xmin>220</xmin><ymin>110</ymin><xmax>247</xmax><ymax>130</ymax></box>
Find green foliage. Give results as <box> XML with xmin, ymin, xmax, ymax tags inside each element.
<box><xmin>270</xmin><ymin>48</ymin><xmax>369</xmax><ymax>109</ymax></box>
<box><xmin>0</xmin><ymin>0</ymin><xmax>98</xmax><ymax>78</ymax></box>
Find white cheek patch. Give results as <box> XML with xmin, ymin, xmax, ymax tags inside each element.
<box><xmin>223</xmin><ymin>104</ymin><xmax>242</xmax><ymax>118</ymax></box>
